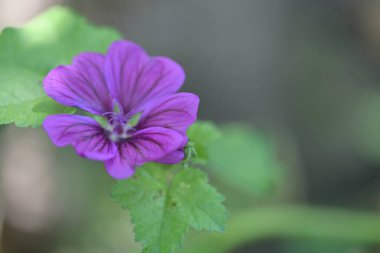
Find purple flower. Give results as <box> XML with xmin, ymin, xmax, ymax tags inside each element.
<box><xmin>42</xmin><ymin>40</ymin><xmax>199</xmax><ymax>179</ymax></box>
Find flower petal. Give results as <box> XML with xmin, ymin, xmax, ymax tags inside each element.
<box><xmin>104</xmin><ymin>127</ymin><xmax>185</xmax><ymax>179</ymax></box>
<box><xmin>138</xmin><ymin>92</ymin><xmax>199</xmax><ymax>135</ymax></box>
<box><xmin>104</xmin><ymin>155</ymin><xmax>135</xmax><ymax>179</ymax></box>
<box><xmin>44</xmin><ymin>52</ymin><xmax>112</xmax><ymax>115</ymax></box>
<box><xmin>155</xmin><ymin>150</ymin><xmax>185</xmax><ymax>164</ymax></box>
<box><xmin>105</xmin><ymin>40</ymin><xmax>185</xmax><ymax>113</ymax></box>
<box><xmin>43</xmin><ymin>114</ymin><xmax>116</xmax><ymax>161</ymax></box>
<box><xmin>155</xmin><ymin>135</ymin><xmax>188</xmax><ymax>164</ymax></box>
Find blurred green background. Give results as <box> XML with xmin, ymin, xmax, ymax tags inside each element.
<box><xmin>1</xmin><ymin>0</ymin><xmax>380</xmax><ymax>252</ymax></box>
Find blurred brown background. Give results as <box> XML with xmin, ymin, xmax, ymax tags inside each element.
<box><xmin>1</xmin><ymin>0</ymin><xmax>380</xmax><ymax>252</ymax></box>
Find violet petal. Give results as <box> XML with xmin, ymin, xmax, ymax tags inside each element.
<box><xmin>43</xmin><ymin>114</ymin><xmax>117</xmax><ymax>161</ymax></box>
<box><xmin>105</xmin><ymin>40</ymin><xmax>185</xmax><ymax>113</ymax></box>
<box><xmin>138</xmin><ymin>92</ymin><xmax>199</xmax><ymax>135</ymax></box>
<box><xmin>155</xmin><ymin>150</ymin><xmax>185</xmax><ymax>164</ymax></box>
<box><xmin>44</xmin><ymin>52</ymin><xmax>112</xmax><ymax>115</ymax></box>
<box><xmin>104</xmin><ymin>127</ymin><xmax>185</xmax><ymax>179</ymax></box>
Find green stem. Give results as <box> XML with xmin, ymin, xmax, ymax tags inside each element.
<box><xmin>183</xmin><ymin>205</ymin><xmax>380</xmax><ymax>253</ymax></box>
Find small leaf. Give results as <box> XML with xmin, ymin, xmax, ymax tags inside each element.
<box><xmin>172</xmin><ymin>167</ymin><xmax>226</xmax><ymax>232</ymax></box>
<box><xmin>183</xmin><ymin>141</ymin><xmax>197</xmax><ymax>165</ymax></box>
<box><xmin>208</xmin><ymin>125</ymin><xmax>283</xmax><ymax>196</ymax></box>
<box><xmin>350</xmin><ymin>93</ymin><xmax>380</xmax><ymax>162</ymax></box>
<box><xmin>111</xmin><ymin>164</ymin><xmax>227</xmax><ymax>253</ymax></box>
<box><xmin>129</xmin><ymin>112</ymin><xmax>142</xmax><ymax>127</ymax></box>
<box><xmin>33</xmin><ymin>98</ymin><xmax>76</xmax><ymax>115</ymax></box>
<box><xmin>94</xmin><ymin>116</ymin><xmax>110</xmax><ymax>129</ymax></box>
<box><xmin>187</xmin><ymin>121</ymin><xmax>221</xmax><ymax>164</ymax></box>
<box><xmin>0</xmin><ymin>6</ymin><xmax>121</xmax><ymax>127</ymax></box>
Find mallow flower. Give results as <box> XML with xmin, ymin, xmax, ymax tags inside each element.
<box><xmin>42</xmin><ymin>40</ymin><xmax>199</xmax><ymax>179</ymax></box>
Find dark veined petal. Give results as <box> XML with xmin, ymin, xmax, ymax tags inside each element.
<box><xmin>43</xmin><ymin>114</ymin><xmax>117</xmax><ymax>161</ymax></box>
<box><xmin>44</xmin><ymin>52</ymin><xmax>112</xmax><ymax>115</ymax></box>
<box><xmin>105</xmin><ymin>127</ymin><xmax>185</xmax><ymax>179</ymax></box>
<box><xmin>103</xmin><ymin>152</ymin><xmax>135</xmax><ymax>179</ymax></box>
<box><xmin>155</xmin><ymin>150</ymin><xmax>185</xmax><ymax>164</ymax></box>
<box><xmin>154</xmin><ymin>135</ymin><xmax>188</xmax><ymax>164</ymax></box>
<box><xmin>105</xmin><ymin>40</ymin><xmax>185</xmax><ymax>113</ymax></box>
<box><xmin>138</xmin><ymin>92</ymin><xmax>199</xmax><ymax>135</ymax></box>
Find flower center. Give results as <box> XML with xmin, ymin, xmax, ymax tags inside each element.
<box><xmin>102</xmin><ymin>104</ymin><xmax>137</xmax><ymax>142</ymax></box>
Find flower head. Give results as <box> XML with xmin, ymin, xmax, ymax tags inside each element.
<box><xmin>43</xmin><ymin>40</ymin><xmax>199</xmax><ymax>179</ymax></box>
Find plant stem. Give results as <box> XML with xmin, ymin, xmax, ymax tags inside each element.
<box><xmin>182</xmin><ymin>205</ymin><xmax>380</xmax><ymax>253</ymax></box>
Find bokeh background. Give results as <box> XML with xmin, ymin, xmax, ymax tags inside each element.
<box><xmin>1</xmin><ymin>0</ymin><xmax>380</xmax><ymax>252</ymax></box>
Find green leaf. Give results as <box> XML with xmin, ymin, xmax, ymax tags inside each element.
<box><xmin>208</xmin><ymin>125</ymin><xmax>283</xmax><ymax>196</ymax></box>
<box><xmin>111</xmin><ymin>164</ymin><xmax>227</xmax><ymax>253</ymax></box>
<box><xmin>33</xmin><ymin>97</ymin><xmax>76</xmax><ymax>115</ymax></box>
<box><xmin>350</xmin><ymin>92</ymin><xmax>380</xmax><ymax>162</ymax></box>
<box><xmin>0</xmin><ymin>6</ymin><xmax>121</xmax><ymax>127</ymax></box>
<box><xmin>129</xmin><ymin>112</ymin><xmax>142</xmax><ymax>127</ymax></box>
<box><xmin>187</xmin><ymin>121</ymin><xmax>221</xmax><ymax>164</ymax></box>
